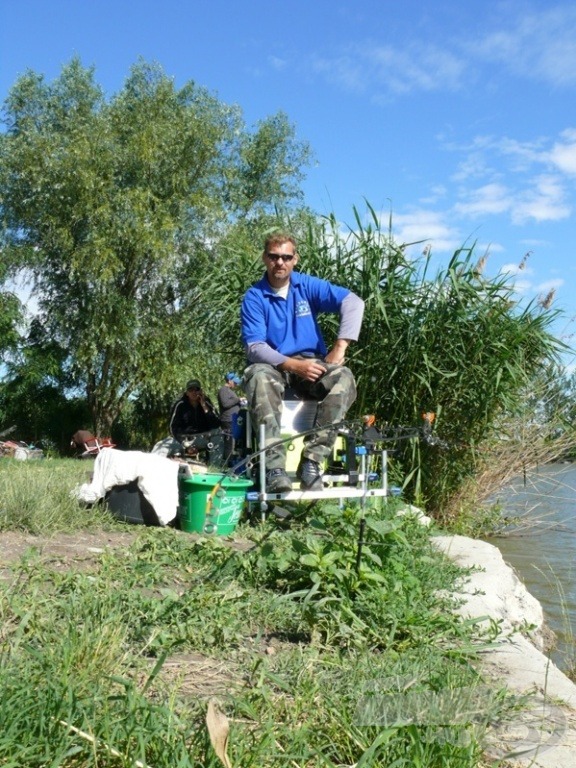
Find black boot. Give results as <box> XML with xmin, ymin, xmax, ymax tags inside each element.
<box><xmin>266</xmin><ymin>468</ymin><xmax>292</xmax><ymax>493</ymax></box>
<box><xmin>296</xmin><ymin>457</ymin><xmax>324</xmax><ymax>491</ymax></box>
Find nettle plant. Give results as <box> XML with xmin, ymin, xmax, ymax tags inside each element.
<box><xmin>240</xmin><ymin>503</ymin><xmax>459</xmax><ymax>650</ymax></box>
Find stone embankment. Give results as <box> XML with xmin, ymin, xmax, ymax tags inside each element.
<box><xmin>435</xmin><ymin>534</ymin><xmax>576</xmax><ymax>767</ymax></box>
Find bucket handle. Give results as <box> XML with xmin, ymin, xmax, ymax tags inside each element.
<box><xmin>203</xmin><ymin>484</ymin><xmax>225</xmax><ymax>534</ymax></box>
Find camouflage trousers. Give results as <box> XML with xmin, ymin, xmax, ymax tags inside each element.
<box><xmin>242</xmin><ymin>361</ymin><xmax>357</xmax><ymax>470</ymax></box>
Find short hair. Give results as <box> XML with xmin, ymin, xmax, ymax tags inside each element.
<box><xmin>263</xmin><ymin>232</ymin><xmax>297</xmax><ymax>254</ymax></box>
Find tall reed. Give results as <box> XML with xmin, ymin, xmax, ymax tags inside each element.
<box><xmin>200</xmin><ymin>204</ymin><xmax>570</xmax><ymax>516</ymax></box>
<box><xmin>296</xmin><ymin>206</ymin><xmax>569</xmax><ymax>513</ymax></box>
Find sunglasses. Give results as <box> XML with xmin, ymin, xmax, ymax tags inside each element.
<box><xmin>266</xmin><ymin>252</ymin><xmax>295</xmax><ymax>262</ymax></box>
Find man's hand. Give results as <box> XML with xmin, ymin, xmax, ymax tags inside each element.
<box><xmin>279</xmin><ymin>357</ymin><xmax>327</xmax><ymax>382</ymax></box>
<box><xmin>324</xmin><ymin>339</ymin><xmax>350</xmax><ymax>366</ymax></box>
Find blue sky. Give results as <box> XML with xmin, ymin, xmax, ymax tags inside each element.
<box><xmin>2</xmin><ymin>0</ymin><xmax>576</xmax><ymax>355</ymax></box>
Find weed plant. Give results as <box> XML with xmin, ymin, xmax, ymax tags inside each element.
<box><xmin>0</xmin><ymin>460</ymin><xmax>522</xmax><ymax>766</ymax></box>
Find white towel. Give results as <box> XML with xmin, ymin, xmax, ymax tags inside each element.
<box><xmin>72</xmin><ymin>448</ymin><xmax>180</xmax><ymax>525</ymax></box>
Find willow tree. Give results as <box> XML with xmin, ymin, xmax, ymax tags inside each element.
<box><xmin>0</xmin><ymin>289</ymin><xmax>21</xmax><ymax>368</ymax></box>
<box><xmin>0</xmin><ymin>58</ymin><xmax>311</xmax><ymax>433</ymax></box>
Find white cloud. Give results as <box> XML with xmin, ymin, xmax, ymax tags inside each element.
<box><xmin>472</xmin><ymin>7</ymin><xmax>576</xmax><ymax>87</ymax></box>
<box><xmin>419</xmin><ymin>185</ymin><xmax>448</xmax><ymax>205</ymax></box>
<box><xmin>310</xmin><ymin>54</ymin><xmax>366</xmax><ymax>93</ymax></box>
<box><xmin>449</xmin><ymin>135</ymin><xmax>548</xmax><ymax>181</ymax></box>
<box><xmin>499</xmin><ymin>261</ymin><xmax>537</xmax><ymax>295</ymax></box>
<box><xmin>268</xmin><ymin>56</ymin><xmax>287</xmax><ymax>71</ymax></box>
<box><xmin>548</xmin><ymin>129</ymin><xmax>576</xmax><ymax>174</ymax></box>
<box><xmin>308</xmin><ymin>6</ymin><xmax>576</xmax><ymax>99</ymax></box>
<box><xmin>509</xmin><ymin>278</ymin><xmax>534</xmax><ymax>295</ymax></box>
<box><xmin>454</xmin><ymin>183</ymin><xmax>512</xmax><ymax>218</ymax></box>
<box><xmin>451</xmin><ymin>150</ymin><xmax>495</xmax><ymax>183</ymax></box>
<box><xmin>536</xmin><ymin>277</ymin><xmax>565</xmax><ymax>293</ymax></box>
<box><xmin>492</xmin><ymin>137</ymin><xmax>548</xmax><ymax>172</ymax></box>
<box><xmin>511</xmin><ymin>174</ymin><xmax>571</xmax><ymax>224</ymax></box>
<box><xmin>519</xmin><ymin>238</ymin><xmax>550</xmax><ymax>249</ymax></box>
<box><xmin>500</xmin><ymin>262</ymin><xmax>535</xmax><ymax>276</ymax></box>
<box><xmin>450</xmin><ymin>141</ymin><xmax>572</xmax><ymax>225</ymax></box>
<box><xmin>497</xmin><ymin>267</ymin><xmax>565</xmax><ymax>301</ymax></box>
<box><xmin>363</xmin><ymin>44</ymin><xmax>466</xmax><ymax>94</ymax></box>
<box><xmin>390</xmin><ymin>209</ymin><xmax>462</xmax><ymax>253</ymax></box>
<box><xmin>311</xmin><ymin>41</ymin><xmax>466</xmax><ymax>96</ymax></box>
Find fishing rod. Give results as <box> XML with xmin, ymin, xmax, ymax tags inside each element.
<box><xmin>183</xmin><ymin>407</ymin><xmax>448</xmax><ymax>546</ymax></box>
<box><xmin>196</xmin><ymin>409</ymin><xmax>450</xmax><ymax>512</ymax></box>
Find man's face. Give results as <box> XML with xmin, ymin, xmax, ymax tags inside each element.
<box><xmin>262</xmin><ymin>240</ymin><xmax>298</xmax><ymax>287</ymax></box>
<box><xmin>186</xmin><ymin>387</ymin><xmax>202</xmax><ymax>404</ymax></box>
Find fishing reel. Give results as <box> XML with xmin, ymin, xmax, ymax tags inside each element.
<box><xmin>358</xmin><ymin>412</ymin><xmax>449</xmax><ymax>449</ymax></box>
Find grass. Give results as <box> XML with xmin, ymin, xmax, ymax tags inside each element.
<box><xmin>0</xmin><ymin>458</ymin><xmax>527</xmax><ymax>766</ymax></box>
<box><xmin>0</xmin><ymin>457</ymin><xmax>114</xmax><ymax>533</ymax></box>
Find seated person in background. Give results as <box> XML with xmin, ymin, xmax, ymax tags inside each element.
<box><xmin>169</xmin><ymin>379</ymin><xmax>225</xmax><ymax>466</ymax></box>
<box><xmin>217</xmin><ymin>372</ymin><xmax>244</xmax><ymax>462</ymax></box>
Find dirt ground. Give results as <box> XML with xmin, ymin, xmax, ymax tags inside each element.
<box><xmin>0</xmin><ymin>529</ymin><xmax>141</xmax><ymax>576</ymax></box>
<box><xmin>0</xmin><ymin>522</ymin><xmax>259</xmax><ymax>569</ymax></box>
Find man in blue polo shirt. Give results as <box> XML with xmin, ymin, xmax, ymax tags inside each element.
<box><xmin>241</xmin><ymin>232</ymin><xmax>364</xmax><ymax>493</ymax></box>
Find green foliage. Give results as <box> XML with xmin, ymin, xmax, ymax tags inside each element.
<box><xmin>299</xmin><ymin>208</ymin><xmax>566</xmax><ymax>513</ymax></box>
<box><xmin>0</xmin><ymin>58</ymin><xmax>311</xmax><ymax>433</ymax></box>
<box><xmin>0</xmin><ymin>318</ymin><xmax>91</xmax><ymax>449</ymax></box>
<box><xmin>0</xmin><ymin>291</ymin><xmax>22</xmax><ymax>364</ymax></box>
<box><xmin>0</xmin><ymin>223</ymin><xmax>24</xmax><ymax>362</ymax></box>
<box><xmin>236</xmin><ymin>504</ymin><xmax>473</xmax><ymax>651</ymax></box>
<box><xmin>529</xmin><ymin>362</ymin><xmax>576</xmax><ymax>438</ymax></box>
<box><xmin>0</xmin><ymin>461</ymin><xmax>520</xmax><ymax>766</ymax></box>
<box><xmin>1</xmin><ymin>56</ymin><xmax>570</xmax><ymax>517</ymax></box>
<box><xmin>200</xmin><ymin>206</ymin><xmax>568</xmax><ymax>514</ymax></box>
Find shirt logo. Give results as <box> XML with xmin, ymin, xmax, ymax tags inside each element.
<box><xmin>295</xmin><ymin>300</ymin><xmax>311</xmax><ymax>317</ymax></box>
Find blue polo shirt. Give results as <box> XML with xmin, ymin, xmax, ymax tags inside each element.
<box><xmin>241</xmin><ymin>271</ymin><xmax>349</xmax><ymax>357</ymax></box>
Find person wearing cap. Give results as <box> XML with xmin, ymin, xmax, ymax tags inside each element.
<box><xmin>217</xmin><ymin>373</ymin><xmax>244</xmax><ymax>462</ymax></box>
<box><xmin>168</xmin><ymin>379</ymin><xmax>224</xmax><ymax>466</ymax></box>
<box><xmin>240</xmin><ymin>231</ymin><xmax>364</xmax><ymax>493</ymax></box>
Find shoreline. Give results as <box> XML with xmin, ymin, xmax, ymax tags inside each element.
<box><xmin>434</xmin><ymin>534</ymin><xmax>576</xmax><ymax>767</ymax></box>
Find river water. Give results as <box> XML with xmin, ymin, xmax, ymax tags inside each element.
<box><xmin>487</xmin><ymin>463</ymin><xmax>576</xmax><ymax>672</ymax></box>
